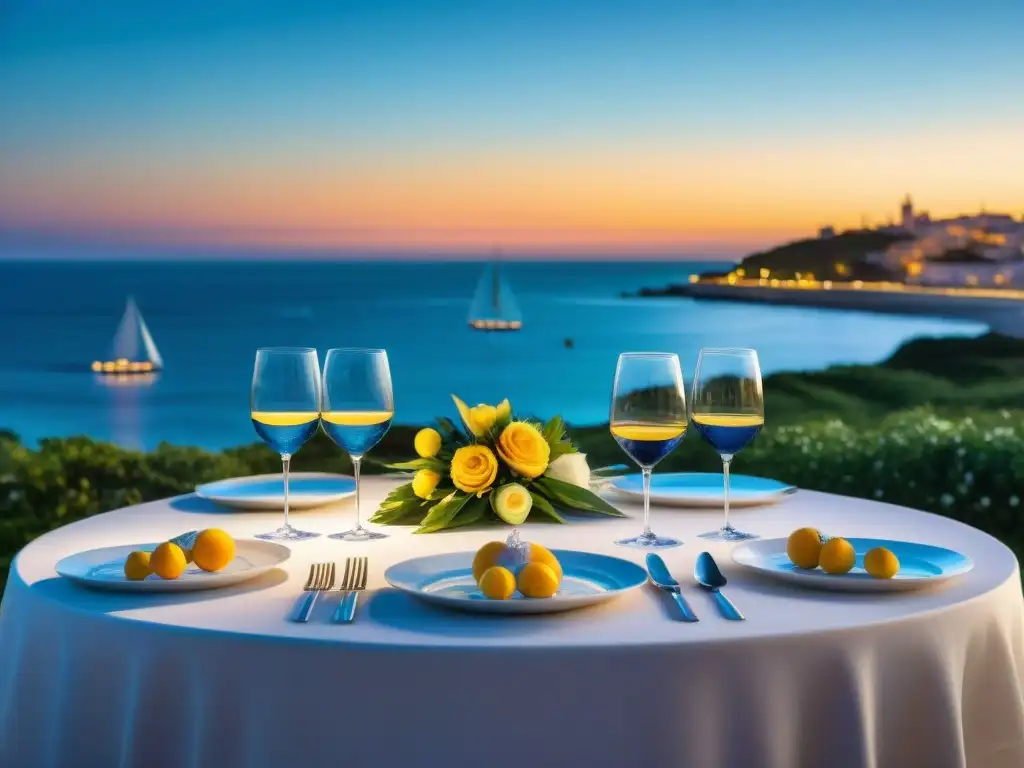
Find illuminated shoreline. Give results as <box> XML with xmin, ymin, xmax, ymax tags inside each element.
<box><xmin>641</xmin><ymin>277</ymin><xmax>1024</xmax><ymax>335</ymax></box>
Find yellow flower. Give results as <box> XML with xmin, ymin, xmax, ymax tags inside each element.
<box><xmin>452</xmin><ymin>394</ymin><xmax>511</xmax><ymax>437</ymax></box>
<box><xmin>414</xmin><ymin>428</ymin><xmax>442</xmax><ymax>458</ymax></box>
<box><xmin>450</xmin><ymin>445</ymin><xmax>499</xmax><ymax>494</ymax></box>
<box><xmin>412</xmin><ymin>469</ymin><xmax>441</xmax><ymax>499</ymax></box>
<box><xmin>497</xmin><ymin>421</ymin><xmax>550</xmax><ymax>478</ymax></box>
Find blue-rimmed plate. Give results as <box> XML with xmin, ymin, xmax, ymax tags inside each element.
<box><xmin>602</xmin><ymin>472</ymin><xmax>795</xmax><ymax>509</ymax></box>
<box><xmin>195</xmin><ymin>472</ymin><xmax>356</xmax><ymax>511</ymax></box>
<box><xmin>385</xmin><ymin>550</ymin><xmax>648</xmax><ymax>614</ymax></box>
<box><xmin>56</xmin><ymin>539</ymin><xmax>291</xmax><ymax>592</ymax></box>
<box><xmin>731</xmin><ymin>537</ymin><xmax>974</xmax><ymax>592</ymax></box>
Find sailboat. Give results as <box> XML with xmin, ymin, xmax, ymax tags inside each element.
<box><xmin>468</xmin><ymin>261</ymin><xmax>522</xmax><ymax>331</ymax></box>
<box><xmin>91</xmin><ymin>297</ymin><xmax>164</xmax><ymax>375</ymax></box>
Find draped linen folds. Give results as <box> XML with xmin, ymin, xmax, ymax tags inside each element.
<box><xmin>2</xmin><ymin>481</ymin><xmax>1022</xmax><ymax>768</ymax></box>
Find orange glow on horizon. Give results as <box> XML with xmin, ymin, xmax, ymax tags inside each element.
<box><xmin>2</xmin><ymin>128</ymin><xmax>1022</xmax><ymax>252</ymax></box>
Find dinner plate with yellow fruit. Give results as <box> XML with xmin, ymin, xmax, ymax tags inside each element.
<box><xmin>55</xmin><ymin>528</ymin><xmax>291</xmax><ymax>592</ymax></box>
<box><xmin>385</xmin><ymin>534</ymin><xmax>648</xmax><ymax>614</ymax></box>
<box><xmin>731</xmin><ymin>529</ymin><xmax>973</xmax><ymax>592</ymax></box>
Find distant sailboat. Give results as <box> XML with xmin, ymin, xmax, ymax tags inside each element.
<box><xmin>91</xmin><ymin>297</ymin><xmax>163</xmax><ymax>375</ymax></box>
<box><xmin>468</xmin><ymin>261</ymin><xmax>522</xmax><ymax>331</ymax></box>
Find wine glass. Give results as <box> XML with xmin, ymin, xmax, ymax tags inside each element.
<box><xmin>250</xmin><ymin>347</ymin><xmax>322</xmax><ymax>541</ymax></box>
<box><xmin>609</xmin><ymin>352</ymin><xmax>688</xmax><ymax>549</ymax></box>
<box><xmin>321</xmin><ymin>348</ymin><xmax>394</xmax><ymax>542</ymax></box>
<box><xmin>691</xmin><ymin>348</ymin><xmax>764</xmax><ymax>541</ymax></box>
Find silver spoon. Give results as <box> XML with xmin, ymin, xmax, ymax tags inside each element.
<box><xmin>694</xmin><ymin>551</ymin><xmax>745</xmax><ymax>621</ymax></box>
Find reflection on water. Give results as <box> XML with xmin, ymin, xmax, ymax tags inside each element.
<box><xmin>96</xmin><ymin>373</ymin><xmax>158</xmax><ymax>449</ymax></box>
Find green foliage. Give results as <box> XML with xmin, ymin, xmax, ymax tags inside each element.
<box><xmin>6</xmin><ymin>334</ymin><xmax>1024</xmax><ymax>588</ymax></box>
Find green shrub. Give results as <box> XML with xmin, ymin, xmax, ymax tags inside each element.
<box><xmin>2</xmin><ymin>410</ymin><xmax>1023</xmax><ymax>591</ymax></box>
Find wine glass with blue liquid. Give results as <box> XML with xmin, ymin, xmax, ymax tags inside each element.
<box><xmin>691</xmin><ymin>348</ymin><xmax>765</xmax><ymax>542</ymax></box>
<box><xmin>609</xmin><ymin>352</ymin><xmax>688</xmax><ymax>549</ymax></box>
<box><xmin>251</xmin><ymin>347</ymin><xmax>322</xmax><ymax>541</ymax></box>
<box><xmin>321</xmin><ymin>348</ymin><xmax>394</xmax><ymax>542</ymax></box>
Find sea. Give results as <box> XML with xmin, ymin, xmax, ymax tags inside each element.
<box><xmin>0</xmin><ymin>259</ymin><xmax>986</xmax><ymax>450</ymax></box>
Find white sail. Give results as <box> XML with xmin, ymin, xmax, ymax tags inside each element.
<box><xmin>110</xmin><ymin>297</ymin><xmax>162</xmax><ymax>368</ymax></box>
<box><xmin>468</xmin><ymin>262</ymin><xmax>522</xmax><ymax>331</ymax></box>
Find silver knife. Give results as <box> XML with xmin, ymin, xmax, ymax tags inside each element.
<box><xmin>646</xmin><ymin>554</ymin><xmax>699</xmax><ymax>622</ymax></box>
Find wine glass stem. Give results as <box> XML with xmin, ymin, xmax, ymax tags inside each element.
<box><xmin>642</xmin><ymin>466</ymin><xmax>653</xmax><ymax>537</ymax></box>
<box><xmin>281</xmin><ymin>453</ymin><xmax>292</xmax><ymax>531</ymax></box>
<box><xmin>352</xmin><ymin>455</ymin><xmax>363</xmax><ymax>531</ymax></box>
<box><xmin>722</xmin><ymin>456</ymin><xmax>732</xmax><ymax>532</ymax></box>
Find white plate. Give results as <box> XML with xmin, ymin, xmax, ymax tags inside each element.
<box><xmin>385</xmin><ymin>550</ymin><xmax>647</xmax><ymax>615</ymax></box>
<box><xmin>55</xmin><ymin>539</ymin><xmax>291</xmax><ymax>592</ymax></box>
<box><xmin>195</xmin><ymin>472</ymin><xmax>356</xmax><ymax>510</ymax></box>
<box><xmin>602</xmin><ymin>472</ymin><xmax>795</xmax><ymax>508</ymax></box>
<box><xmin>731</xmin><ymin>537</ymin><xmax>974</xmax><ymax>593</ymax></box>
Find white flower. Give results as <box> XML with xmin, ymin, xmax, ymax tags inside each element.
<box><xmin>544</xmin><ymin>453</ymin><xmax>591</xmax><ymax>488</ymax></box>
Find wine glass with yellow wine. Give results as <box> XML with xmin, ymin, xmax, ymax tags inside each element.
<box><xmin>250</xmin><ymin>347</ymin><xmax>322</xmax><ymax>541</ymax></box>
<box><xmin>609</xmin><ymin>352</ymin><xmax>688</xmax><ymax>549</ymax></box>
<box><xmin>691</xmin><ymin>348</ymin><xmax>764</xmax><ymax>541</ymax></box>
<box><xmin>321</xmin><ymin>348</ymin><xmax>394</xmax><ymax>542</ymax></box>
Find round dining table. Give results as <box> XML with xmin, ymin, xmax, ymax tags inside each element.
<box><xmin>1</xmin><ymin>477</ymin><xmax>1022</xmax><ymax>768</ymax></box>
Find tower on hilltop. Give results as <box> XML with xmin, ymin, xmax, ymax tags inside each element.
<box><xmin>901</xmin><ymin>195</ymin><xmax>915</xmax><ymax>232</ymax></box>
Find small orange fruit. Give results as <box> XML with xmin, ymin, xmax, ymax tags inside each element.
<box><xmin>192</xmin><ymin>528</ymin><xmax>235</xmax><ymax>572</ymax></box>
<box><xmin>864</xmin><ymin>547</ymin><xmax>900</xmax><ymax>579</ymax></box>
<box><xmin>787</xmin><ymin>528</ymin><xmax>824</xmax><ymax>570</ymax></box>
<box><xmin>124</xmin><ymin>551</ymin><xmax>152</xmax><ymax>581</ymax></box>
<box><xmin>528</xmin><ymin>543</ymin><xmax>563</xmax><ymax>585</ymax></box>
<box><xmin>819</xmin><ymin>537</ymin><xmax>856</xmax><ymax>575</ymax></box>
<box><xmin>149</xmin><ymin>542</ymin><xmax>187</xmax><ymax>580</ymax></box>
<box><xmin>472</xmin><ymin>541</ymin><xmax>509</xmax><ymax>584</ymax></box>
<box><xmin>517</xmin><ymin>562</ymin><xmax>559</xmax><ymax>598</ymax></box>
<box><xmin>479</xmin><ymin>566</ymin><xmax>516</xmax><ymax>600</ymax></box>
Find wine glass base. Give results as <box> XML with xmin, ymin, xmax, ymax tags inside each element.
<box><xmin>255</xmin><ymin>526</ymin><xmax>321</xmax><ymax>542</ymax></box>
<box><xmin>698</xmin><ymin>527</ymin><xmax>759</xmax><ymax>542</ymax></box>
<box><xmin>329</xmin><ymin>526</ymin><xmax>388</xmax><ymax>542</ymax></box>
<box><xmin>615</xmin><ymin>532</ymin><xmax>681</xmax><ymax>549</ymax></box>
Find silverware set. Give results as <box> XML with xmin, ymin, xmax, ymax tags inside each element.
<box><xmin>647</xmin><ymin>552</ymin><xmax>745</xmax><ymax>622</ymax></box>
<box><xmin>293</xmin><ymin>557</ymin><xmax>368</xmax><ymax>623</ymax></box>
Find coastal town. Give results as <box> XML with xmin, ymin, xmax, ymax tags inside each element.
<box><xmin>636</xmin><ymin>196</ymin><xmax>1024</xmax><ymax>333</ymax></box>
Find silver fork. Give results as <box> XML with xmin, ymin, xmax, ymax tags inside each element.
<box><xmin>293</xmin><ymin>562</ymin><xmax>335</xmax><ymax>623</ymax></box>
<box><xmin>333</xmin><ymin>557</ymin><xmax>368</xmax><ymax>623</ymax></box>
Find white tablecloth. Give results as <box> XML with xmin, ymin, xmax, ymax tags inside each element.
<box><xmin>1</xmin><ymin>478</ymin><xmax>1022</xmax><ymax>768</ymax></box>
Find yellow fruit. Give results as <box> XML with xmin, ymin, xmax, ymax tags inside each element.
<box><xmin>787</xmin><ymin>527</ymin><xmax>824</xmax><ymax>569</ymax></box>
<box><xmin>149</xmin><ymin>542</ymin><xmax>187</xmax><ymax>580</ymax></box>
<box><xmin>124</xmin><ymin>551</ymin><xmax>152</xmax><ymax>581</ymax></box>
<box><xmin>473</xmin><ymin>541</ymin><xmax>509</xmax><ymax>584</ymax></box>
<box><xmin>819</xmin><ymin>537</ymin><xmax>856</xmax><ymax>575</ymax></box>
<box><xmin>192</xmin><ymin>528</ymin><xmax>236</xmax><ymax>572</ymax></box>
<box><xmin>414</xmin><ymin>428</ymin><xmax>442</xmax><ymax>458</ymax></box>
<box><xmin>479</xmin><ymin>566</ymin><xmax>516</xmax><ymax>600</ymax></box>
<box><xmin>412</xmin><ymin>469</ymin><xmax>441</xmax><ymax>500</ymax></box>
<box><xmin>517</xmin><ymin>562</ymin><xmax>559</xmax><ymax>598</ymax></box>
<box><xmin>491</xmin><ymin>483</ymin><xmax>533</xmax><ymax>525</ymax></box>
<box><xmin>864</xmin><ymin>547</ymin><xmax>900</xmax><ymax>579</ymax></box>
<box><xmin>528</xmin><ymin>543</ymin><xmax>563</xmax><ymax>585</ymax></box>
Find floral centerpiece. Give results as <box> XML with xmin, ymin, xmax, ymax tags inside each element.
<box><xmin>370</xmin><ymin>395</ymin><xmax>624</xmax><ymax>533</ymax></box>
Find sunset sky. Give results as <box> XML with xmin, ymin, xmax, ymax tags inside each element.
<box><xmin>1</xmin><ymin>0</ymin><xmax>1022</xmax><ymax>257</ymax></box>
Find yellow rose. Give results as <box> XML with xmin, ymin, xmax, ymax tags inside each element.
<box><xmin>412</xmin><ymin>469</ymin><xmax>441</xmax><ymax>499</ymax></box>
<box><xmin>450</xmin><ymin>445</ymin><xmax>499</xmax><ymax>494</ymax></box>
<box><xmin>414</xmin><ymin>428</ymin><xmax>442</xmax><ymax>458</ymax></box>
<box><xmin>452</xmin><ymin>394</ymin><xmax>511</xmax><ymax>437</ymax></box>
<box><xmin>497</xmin><ymin>422</ymin><xmax>550</xmax><ymax>478</ymax></box>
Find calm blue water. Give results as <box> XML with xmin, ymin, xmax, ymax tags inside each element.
<box><xmin>0</xmin><ymin>260</ymin><xmax>985</xmax><ymax>449</ymax></box>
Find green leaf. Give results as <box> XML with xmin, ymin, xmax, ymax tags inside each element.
<box><xmin>370</xmin><ymin>497</ymin><xmax>424</xmax><ymax>524</ymax></box>
<box><xmin>414</xmin><ymin>492</ymin><xmax>473</xmax><ymax>533</ymax></box>
<box><xmin>386</xmin><ymin>457</ymin><xmax>447</xmax><ymax>473</ymax></box>
<box><xmin>534</xmin><ymin>476</ymin><xmax>624</xmax><ymax>517</ymax></box>
<box><xmin>549</xmin><ymin>441</ymin><xmax>576</xmax><ymax>460</ymax></box>
<box><xmin>445</xmin><ymin>496</ymin><xmax>489</xmax><ymax>529</ymax></box>
<box><xmin>529</xmin><ymin>491</ymin><xmax>566</xmax><ymax>523</ymax></box>
<box><xmin>542</xmin><ymin>415</ymin><xmax>566</xmax><ymax>446</ymax></box>
<box><xmin>380</xmin><ymin>482</ymin><xmax>418</xmax><ymax>504</ymax></box>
